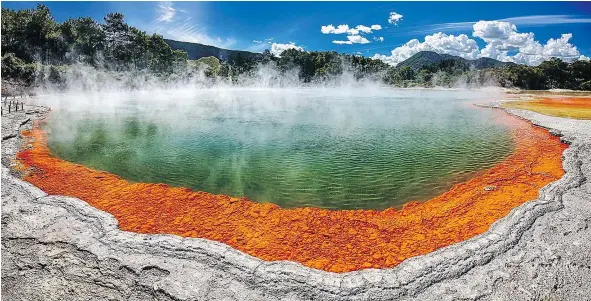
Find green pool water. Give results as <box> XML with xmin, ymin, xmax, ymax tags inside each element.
<box><xmin>42</xmin><ymin>88</ymin><xmax>514</xmax><ymax>210</ymax></box>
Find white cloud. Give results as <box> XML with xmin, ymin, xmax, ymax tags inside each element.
<box><xmin>374</xmin><ymin>36</ymin><xmax>384</xmax><ymax>42</ymax></box>
<box><xmin>373</xmin><ymin>32</ymin><xmax>479</xmax><ymax>65</ymax></box>
<box><xmin>156</xmin><ymin>1</ymin><xmax>176</xmax><ymax>23</ymax></box>
<box><xmin>346</xmin><ymin>26</ymin><xmax>359</xmax><ymax>35</ymax></box>
<box><xmin>373</xmin><ymin>19</ymin><xmax>588</xmax><ymax>66</ymax></box>
<box><xmin>321</xmin><ymin>24</ymin><xmax>382</xmax><ymax>36</ymax></box>
<box><xmin>473</xmin><ymin>20</ymin><xmax>516</xmax><ymax>40</ymax></box>
<box><xmin>473</xmin><ymin>21</ymin><xmax>584</xmax><ymax>65</ymax></box>
<box><xmin>270</xmin><ymin>42</ymin><xmax>304</xmax><ymax>56</ymax></box>
<box><xmin>388</xmin><ymin>12</ymin><xmax>403</xmax><ymax>25</ymax></box>
<box><xmin>321</xmin><ymin>24</ymin><xmax>383</xmax><ymax>45</ymax></box>
<box><xmin>542</xmin><ymin>34</ymin><xmax>580</xmax><ymax>58</ymax></box>
<box><xmin>253</xmin><ymin>40</ymin><xmax>262</xmax><ymax>44</ymax></box>
<box><xmin>321</xmin><ymin>24</ymin><xmax>350</xmax><ymax>34</ymax></box>
<box><xmin>332</xmin><ymin>35</ymin><xmax>371</xmax><ymax>45</ymax></box>
<box><xmin>355</xmin><ymin>25</ymin><xmax>373</xmax><ymax>34</ymax></box>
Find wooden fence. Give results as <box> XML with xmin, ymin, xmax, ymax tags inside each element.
<box><xmin>1</xmin><ymin>80</ymin><xmax>30</xmax><ymax>115</ymax></box>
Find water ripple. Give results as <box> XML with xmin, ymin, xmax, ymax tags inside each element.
<box><xmin>46</xmin><ymin>90</ymin><xmax>514</xmax><ymax>210</ymax></box>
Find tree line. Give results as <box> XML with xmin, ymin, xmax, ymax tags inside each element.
<box><xmin>384</xmin><ymin>56</ymin><xmax>591</xmax><ymax>90</ymax></box>
<box><xmin>1</xmin><ymin>4</ymin><xmax>188</xmax><ymax>86</ymax></box>
<box><xmin>2</xmin><ymin>4</ymin><xmax>590</xmax><ymax>90</ymax></box>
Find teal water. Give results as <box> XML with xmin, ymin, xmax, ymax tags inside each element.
<box><xmin>42</xmin><ymin>88</ymin><xmax>514</xmax><ymax>210</ymax></box>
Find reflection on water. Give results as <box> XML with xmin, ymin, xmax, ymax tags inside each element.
<box><xmin>42</xmin><ymin>88</ymin><xmax>514</xmax><ymax>209</ymax></box>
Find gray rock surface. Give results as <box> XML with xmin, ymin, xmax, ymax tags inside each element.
<box><xmin>1</xmin><ymin>105</ymin><xmax>590</xmax><ymax>300</ymax></box>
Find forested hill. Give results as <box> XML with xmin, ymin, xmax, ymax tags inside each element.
<box><xmin>164</xmin><ymin>39</ymin><xmax>263</xmax><ymax>63</ymax></box>
<box><xmin>397</xmin><ymin>51</ymin><xmax>514</xmax><ymax>71</ymax></box>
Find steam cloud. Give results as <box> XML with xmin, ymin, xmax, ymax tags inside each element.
<box><xmin>32</xmin><ymin>58</ymin><xmax>506</xmax><ymax>96</ymax></box>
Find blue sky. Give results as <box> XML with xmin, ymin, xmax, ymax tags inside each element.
<box><xmin>3</xmin><ymin>1</ymin><xmax>591</xmax><ymax>65</ymax></box>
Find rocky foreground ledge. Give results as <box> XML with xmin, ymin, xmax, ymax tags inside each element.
<box><xmin>2</xmin><ymin>105</ymin><xmax>590</xmax><ymax>300</ymax></box>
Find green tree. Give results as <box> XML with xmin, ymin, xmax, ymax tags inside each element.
<box><xmin>103</xmin><ymin>12</ymin><xmax>133</xmax><ymax>69</ymax></box>
<box><xmin>398</xmin><ymin>66</ymin><xmax>416</xmax><ymax>81</ymax></box>
<box><xmin>59</xmin><ymin>17</ymin><xmax>105</xmax><ymax>65</ymax></box>
<box><xmin>569</xmin><ymin>60</ymin><xmax>591</xmax><ymax>90</ymax></box>
<box><xmin>538</xmin><ymin>57</ymin><xmax>569</xmax><ymax>89</ymax></box>
<box><xmin>416</xmin><ymin>69</ymin><xmax>433</xmax><ymax>85</ymax></box>
<box><xmin>1</xmin><ymin>53</ymin><xmax>37</xmax><ymax>85</ymax></box>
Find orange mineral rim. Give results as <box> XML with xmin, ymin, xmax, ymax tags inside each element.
<box><xmin>16</xmin><ymin>109</ymin><xmax>567</xmax><ymax>273</ymax></box>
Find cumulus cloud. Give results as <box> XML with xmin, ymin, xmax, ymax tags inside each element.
<box><xmin>373</xmin><ymin>19</ymin><xmax>588</xmax><ymax>66</ymax></box>
<box><xmin>473</xmin><ymin>20</ymin><xmax>584</xmax><ymax>65</ymax></box>
<box><xmin>472</xmin><ymin>20</ymin><xmax>517</xmax><ymax>40</ymax></box>
<box><xmin>156</xmin><ymin>1</ymin><xmax>176</xmax><ymax>23</ymax></box>
<box><xmin>388</xmin><ymin>12</ymin><xmax>403</xmax><ymax>25</ymax></box>
<box><xmin>542</xmin><ymin>34</ymin><xmax>580</xmax><ymax>58</ymax></box>
<box><xmin>372</xmin><ymin>32</ymin><xmax>479</xmax><ymax>65</ymax></box>
<box><xmin>321</xmin><ymin>24</ymin><xmax>383</xmax><ymax>45</ymax></box>
<box><xmin>321</xmin><ymin>24</ymin><xmax>383</xmax><ymax>36</ymax></box>
<box><xmin>355</xmin><ymin>25</ymin><xmax>373</xmax><ymax>34</ymax></box>
<box><xmin>333</xmin><ymin>35</ymin><xmax>371</xmax><ymax>45</ymax></box>
<box><xmin>270</xmin><ymin>42</ymin><xmax>304</xmax><ymax>56</ymax></box>
<box><xmin>253</xmin><ymin>40</ymin><xmax>262</xmax><ymax>44</ymax></box>
<box><xmin>374</xmin><ymin>36</ymin><xmax>384</xmax><ymax>42</ymax></box>
<box><xmin>322</xmin><ymin>24</ymin><xmax>349</xmax><ymax>34</ymax></box>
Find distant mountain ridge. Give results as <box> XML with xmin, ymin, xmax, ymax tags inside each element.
<box><xmin>397</xmin><ymin>51</ymin><xmax>514</xmax><ymax>70</ymax></box>
<box><xmin>164</xmin><ymin>39</ymin><xmax>263</xmax><ymax>63</ymax></box>
<box><xmin>165</xmin><ymin>39</ymin><xmax>515</xmax><ymax>72</ymax></box>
